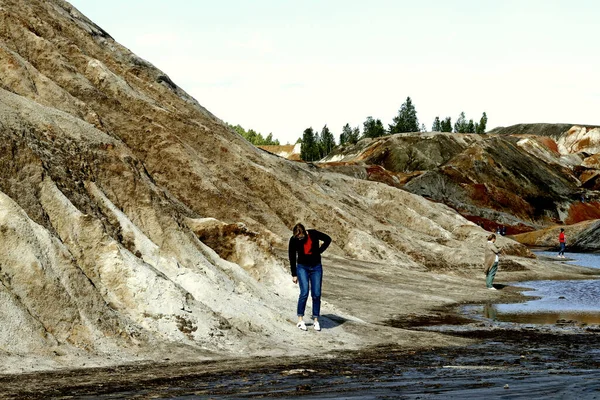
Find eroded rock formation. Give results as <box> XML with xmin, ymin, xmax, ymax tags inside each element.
<box><xmin>0</xmin><ymin>0</ymin><xmax>595</xmax><ymax>373</ymax></box>
<box><xmin>323</xmin><ymin>126</ymin><xmax>600</xmax><ymax>238</ymax></box>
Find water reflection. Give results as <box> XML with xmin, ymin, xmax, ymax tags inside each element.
<box><xmin>498</xmin><ymin>280</ymin><xmax>600</xmax><ymax>313</ymax></box>
<box><xmin>494</xmin><ymin>311</ymin><xmax>600</xmax><ymax>325</ymax></box>
<box><xmin>478</xmin><ymin>252</ymin><xmax>600</xmax><ymax>325</ymax></box>
<box><xmin>483</xmin><ymin>303</ymin><xmax>497</xmax><ymax>321</ymax></box>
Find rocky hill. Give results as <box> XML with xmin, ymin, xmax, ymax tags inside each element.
<box><xmin>257</xmin><ymin>143</ymin><xmax>301</xmax><ymax>161</ymax></box>
<box><xmin>322</xmin><ymin>127</ymin><xmax>600</xmax><ymax>239</ymax></box>
<box><xmin>0</xmin><ymin>0</ymin><xmax>597</xmax><ymax>374</ymax></box>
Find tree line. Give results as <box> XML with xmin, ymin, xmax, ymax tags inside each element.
<box><xmin>228</xmin><ymin>123</ymin><xmax>280</xmax><ymax>146</ymax></box>
<box><xmin>229</xmin><ymin>97</ymin><xmax>488</xmax><ymax>161</ymax></box>
<box><xmin>300</xmin><ymin>97</ymin><xmax>488</xmax><ymax>161</ymax></box>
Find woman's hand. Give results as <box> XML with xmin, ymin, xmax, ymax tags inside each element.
<box><xmin>292</xmin><ymin>276</ymin><xmax>298</xmax><ymax>284</ymax></box>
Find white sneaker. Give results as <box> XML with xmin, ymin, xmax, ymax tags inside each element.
<box><xmin>314</xmin><ymin>321</ymin><xmax>321</xmax><ymax>331</ymax></box>
<box><xmin>488</xmin><ymin>287</ymin><xmax>497</xmax><ymax>290</ymax></box>
<box><xmin>297</xmin><ymin>321</ymin><xmax>307</xmax><ymax>331</ymax></box>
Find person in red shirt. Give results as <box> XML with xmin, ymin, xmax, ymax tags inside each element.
<box><xmin>288</xmin><ymin>223</ymin><xmax>331</xmax><ymax>331</ymax></box>
<box><xmin>558</xmin><ymin>228</ymin><xmax>566</xmax><ymax>258</ymax></box>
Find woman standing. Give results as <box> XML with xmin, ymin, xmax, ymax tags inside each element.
<box><xmin>288</xmin><ymin>223</ymin><xmax>331</xmax><ymax>331</ymax></box>
<box><xmin>484</xmin><ymin>234</ymin><xmax>501</xmax><ymax>290</ymax></box>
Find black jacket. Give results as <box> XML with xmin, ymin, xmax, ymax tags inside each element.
<box><xmin>288</xmin><ymin>229</ymin><xmax>331</xmax><ymax>276</ymax></box>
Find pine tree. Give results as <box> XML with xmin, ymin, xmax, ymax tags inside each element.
<box><xmin>389</xmin><ymin>96</ymin><xmax>419</xmax><ymax>133</ymax></box>
<box><xmin>340</xmin><ymin>123</ymin><xmax>352</xmax><ymax>145</ymax></box>
<box><xmin>363</xmin><ymin>116</ymin><xmax>386</xmax><ymax>138</ymax></box>
<box><xmin>300</xmin><ymin>127</ymin><xmax>319</xmax><ymax>161</ymax></box>
<box><xmin>454</xmin><ymin>112</ymin><xmax>468</xmax><ymax>133</ymax></box>
<box><xmin>432</xmin><ymin>116</ymin><xmax>442</xmax><ymax>132</ymax></box>
<box><xmin>467</xmin><ymin>119</ymin><xmax>475</xmax><ymax>133</ymax></box>
<box><xmin>441</xmin><ymin>117</ymin><xmax>452</xmax><ymax>132</ymax></box>
<box><xmin>349</xmin><ymin>126</ymin><xmax>361</xmax><ymax>144</ymax></box>
<box><xmin>314</xmin><ymin>130</ymin><xmax>322</xmax><ymax>158</ymax></box>
<box><xmin>228</xmin><ymin>123</ymin><xmax>279</xmax><ymax>145</ymax></box>
<box><xmin>477</xmin><ymin>112</ymin><xmax>488</xmax><ymax>134</ymax></box>
<box><xmin>320</xmin><ymin>125</ymin><xmax>336</xmax><ymax>157</ymax></box>
<box><xmin>340</xmin><ymin>123</ymin><xmax>360</xmax><ymax>145</ymax></box>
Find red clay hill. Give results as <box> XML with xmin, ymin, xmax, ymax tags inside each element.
<box><xmin>321</xmin><ymin>125</ymin><xmax>600</xmax><ymax>245</ymax></box>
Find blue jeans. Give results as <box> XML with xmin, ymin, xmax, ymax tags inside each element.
<box><xmin>486</xmin><ymin>261</ymin><xmax>498</xmax><ymax>288</ymax></box>
<box><xmin>559</xmin><ymin>242</ymin><xmax>566</xmax><ymax>256</ymax></box>
<box><xmin>296</xmin><ymin>264</ymin><xmax>322</xmax><ymax>317</ymax></box>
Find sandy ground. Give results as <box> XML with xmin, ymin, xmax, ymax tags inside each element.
<box><xmin>0</xmin><ymin>254</ymin><xmax>599</xmax><ymax>398</ymax></box>
<box><xmin>2</xmin><ymin>308</ymin><xmax>600</xmax><ymax>398</ymax></box>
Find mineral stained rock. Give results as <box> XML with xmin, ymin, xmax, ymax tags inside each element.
<box><xmin>323</xmin><ymin>126</ymin><xmax>600</xmax><ymax>241</ymax></box>
<box><xmin>0</xmin><ymin>0</ymin><xmax>597</xmax><ymax>373</ymax></box>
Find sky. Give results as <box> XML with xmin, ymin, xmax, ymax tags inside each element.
<box><xmin>69</xmin><ymin>0</ymin><xmax>600</xmax><ymax>144</ymax></box>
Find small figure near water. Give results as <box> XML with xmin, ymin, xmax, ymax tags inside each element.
<box><xmin>558</xmin><ymin>228</ymin><xmax>566</xmax><ymax>258</ymax></box>
<box><xmin>484</xmin><ymin>233</ymin><xmax>502</xmax><ymax>290</ymax></box>
<box><xmin>288</xmin><ymin>223</ymin><xmax>331</xmax><ymax>331</ymax></box>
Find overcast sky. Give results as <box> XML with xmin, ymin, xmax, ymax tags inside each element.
<box><xmin>69</xmin><ymin>0</ymin><xmax>599</xmax><ymax>144</ymax></box>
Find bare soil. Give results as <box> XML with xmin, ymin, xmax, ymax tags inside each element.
<box><xmin>1</xmin><ymin>254</ymin><xmax>598</xmax><ymax>398</ymax></box>
<box><xmin>2</xmin><ymin>321</ymin><xmax>600</xmax><ymax>399</ymax></box>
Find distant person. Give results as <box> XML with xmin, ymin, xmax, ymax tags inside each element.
<box><xmin>501</xmin><ymin>226</ymin><xmax>506</xmax><ymax>236</ymax></box>
<box><xmin>288</xmin><ymin>223</ymin><xmax>331</xmax><ymax>331</ymax></box>
<box><xmin>484</xmin><ymin>234</ymin><xmax>501</xmax><ymax>290</ymax></box>
<box><xmin>558</xmin><ymin>228</ymin><xmax>566</xmax><ymax>258</ymax></box>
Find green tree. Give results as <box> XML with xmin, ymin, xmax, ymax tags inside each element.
<box><xmin>350</xmin><ymin>126</ymin><xmax>361</xmax><ymax>144</ymax></box>
<box><xmin>320</xmin><ymin>125</ymin><xmax>336</xmax><ymax>156</ymax></box>
<box><xmin>467</xmin><ymin>119</ymin><xmax>476</xmax><ymax>133</ymax></box>
<box><xmin>246</xmin><ymin>129</ymin><xmax>259</xmax><ymax>143</ymax></box>
<box><xmin>477</xmin><ymin>112</ymin><xmax>488</xmax><ymax>134</ymax></box>
<box><xmin>432</xmin><ymin>116</ymin><xmax>442</xmax><ymax>132</ymax></box>
<box><xmin>314</xmin><ymin>130</ymin><xmax>322</xmax><ymax>157</ymax></box>
<box><xmin>340</xmin><ymin>123</ymin><xmax>360</xmax><ymax>145</ymax></box>
<box><xmin>228</xmin><ymin>123</ymin><xmax>279</xmax><ymax>145</ymax></box>
<box><xmin>363</xmin><ymin>116</ymin><xmax>386</xmax><ymax>139</ymax></box>
<box><xmin>300</xmin><ymin>127</ymin><xmax>320</xmax><ymax>161</ymax></box>
<box><xmin>389</xmin><ymin>96</ymin><xmax>419</xmax><ymax>133</ymax></box>
<box><xmin>230</xmin><ymin>124</ymin><xmax>245</xmax><ymax>137</ymax></box>
<box><xmin>264</xmin><ymin>133</ymin><xmax>280</xmax><ymax>145</ymax></box>
<box><xmin>340</xmin><ymin>123</ymin><xmax>352</xmax><ymax>145</ymax></box>
<box><xmin>454</xmin><ymin>112</ymin><xmax>469</xmax><ymax>133</ymax></box>
<box><xmin>440</xmin><ymin>117</ymin><xmax>452</xmax><ymax>132</ymax></box>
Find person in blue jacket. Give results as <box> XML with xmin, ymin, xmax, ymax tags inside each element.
<box><xmin>288</xmin><ymin>223</ymin><xmax>331</xmax><ymax>331</ymax></box>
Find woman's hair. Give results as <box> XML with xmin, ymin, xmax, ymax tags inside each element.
<box><xmin>293</xmin><ymin>223</ymin><xmax>306</xmax><ymax>238</ymax></box>
<box><xmin>487</xmin><ymin>233</ymin><xmax>496</xmax><ymax>241</ymax></box>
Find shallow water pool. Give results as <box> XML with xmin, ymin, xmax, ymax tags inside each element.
<box><xmin>535</xmin><ymin>250</ymin><xmax>600</xmax><ymax>269</ymax></box>
<box><xmin>472</xmin><ymin>252</ymin><xmax>600</xmax><ymax>325</ymax></box>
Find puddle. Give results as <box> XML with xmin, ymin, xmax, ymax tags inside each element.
<box><xmin>473</xmin><ymin>279</ymin><xmax>600</xmax><ymax>325</ymax></box>
<box><xmin>466</xmin><ymin>252</ymin><xmax>600</xmax><ymax>326</ymax></box>
<box><xmin>482</xmin><ymin>306</ymin><xmax>600</xmax><ymax>325</ymax></box>
<box><xmin>535</xmin><ymin>250</ymin><xmax>600</xmax><ymax>269</ymax></box>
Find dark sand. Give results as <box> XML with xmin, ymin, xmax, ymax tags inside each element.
<box><xmin>2</xmin><ymin>318</ymin><xmax>600</xmax><ymax>399</ymax></box>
